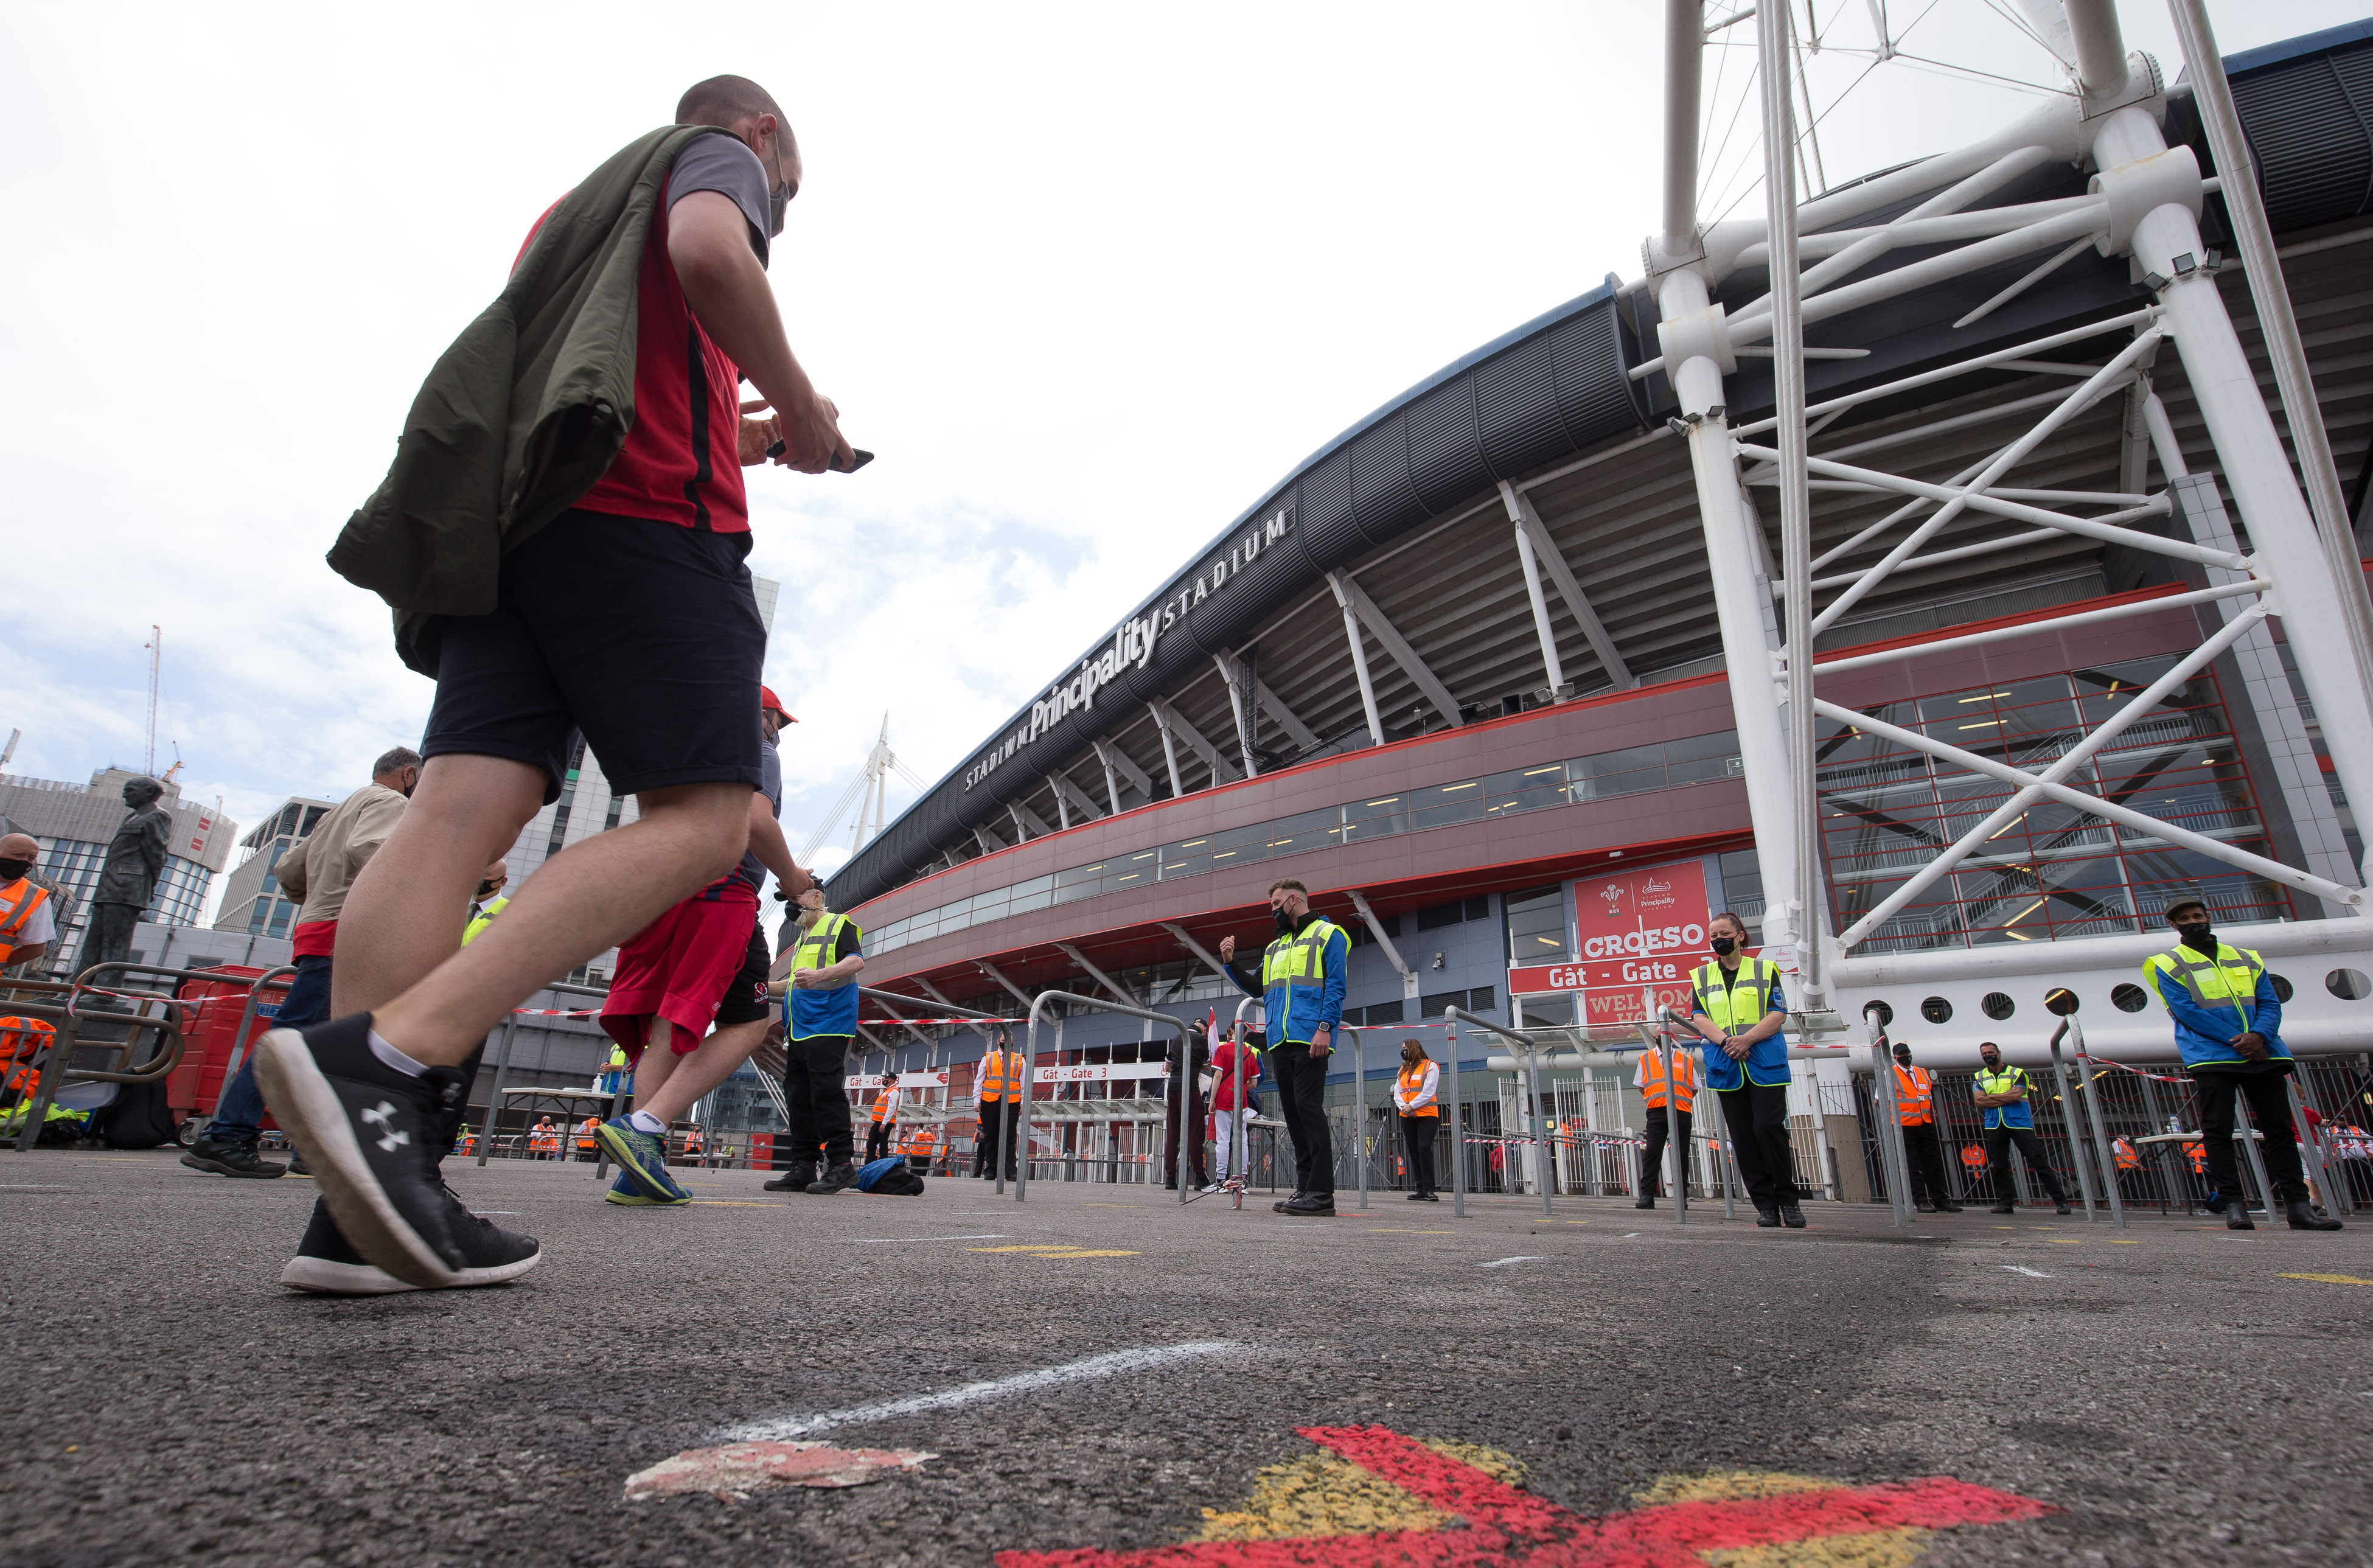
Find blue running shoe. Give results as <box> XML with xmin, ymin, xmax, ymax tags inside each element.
<box><xmin>596</xmin><ymin>1117</ymin><xmax>689</xmax><ymax>1203</ymax></box>
<box><xmin>604</xmin><ymin>1169</ymin><xmax>656</xmax><ymax>1206</ymax></box>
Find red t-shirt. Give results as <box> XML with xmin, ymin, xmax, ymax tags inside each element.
<box><xmin>290</xmin><ymin>918</ymin><xmax>336</xmax><ymax>958</ymax></box>
<box><xmin>517</xmin><ymin>138</ymin><xmax>770</xmax><ymax>533</ymax></box>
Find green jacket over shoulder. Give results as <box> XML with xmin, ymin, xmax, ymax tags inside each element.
<box><xmin>327</xmin><ymin>124</ymin><xmax>736</xmax><ymax>676</ymax></box>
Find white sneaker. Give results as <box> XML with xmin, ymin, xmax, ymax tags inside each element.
<box><xmin>1199</xmin><ymin>1181</ymin><xmax>1225</xmax><ymax>1194</ymax></box>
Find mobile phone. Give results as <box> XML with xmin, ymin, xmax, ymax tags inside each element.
<box><xmin>766</xmin><ymin>441</ymin><xmax>876</xmax><ymax>472</ymax></box>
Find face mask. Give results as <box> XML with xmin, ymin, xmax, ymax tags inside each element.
<box><xmin>2176</xmin><ymin>920</ymin><xmax>2214</xmax><ymax>948</ymax></box>
<box><xmin>0</xmin><ymin>858</ymin><xmax>29</xmax><ymax>882</ymax></box>
<box><xmin>1710</xmin><ymin>935</ymin><xmax>1737</xmax><ymax>956</ymax></box>
<box><xmin>476</xmin><ymin>882</ymin><xmax>502</xmax><ymax>901</ymax></box>
<box><xmin>1272</xmin><ymin>906</ymin><xmax>1296</xmax><ymax>932</ymax></box>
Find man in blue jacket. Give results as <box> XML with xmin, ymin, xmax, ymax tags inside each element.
<box><xmin>2145</xmin><ymin>897</ymin><xmax>2341</xmax><ymax>1231</ymax></box>
<box><xmin>1221</xmin><ymin>878</ymin><xmax>1347</xmax><ymax>1218</ymax></box>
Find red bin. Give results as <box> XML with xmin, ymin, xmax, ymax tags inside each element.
<box><xmin>166</xmin><ymin>966</ymin><xmax>293</xmax><ymax>1132</ymax></box>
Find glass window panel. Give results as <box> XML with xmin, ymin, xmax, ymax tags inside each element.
<box><xmin>1482</xmin><ymin>765</ymin><xmax>1569</xmax><ymax>817</ymax></box>
<box><xmin>1576</xmin><ymin>743</ymin><xmax>1664</xmax><ymax>779</ymax></box>
<box><xmin>1007</xmin><ymin>881</ymin><xmax>1053</xmax><ymax>914</ymax></box>
<box><xmin>1407</xmin><ymin>779</ymin><xmax>1488</xmax><ymax>831</ymax></box>
<box><xmin>1505</xmin><ymin>884</ymin><xmax>1571</xmax><ymax>964</ymax></box>
<box><xmin>1104</xmin><ymin>849</ymin><xmax>1160</xmax><ymax>894</ymax></box>
<box><xmin>1664</xmin><ymin>751</ymin><xmax>1740</xmax><ymax>786</ymax></box>
<box><xmin>1577</xmin><ymin>765</ymin><xmax>1667</xmax><ymax>801</ymax></box>
<box><xmin>1343</xmin><ymin>793</ymin><xmax>1406</xmax><ymax>840</ymax></box>
<box><xmin>1159</xmin><ymin>835</ymin><xmax>1216</xmax><ymax>879</ymax></box>
<box><xmin>1261</xmin><ymin>807</ymin><xmax>1347</xmax><ymax>857</ymax></box>
<box><xmin>1664</xmin><ymin>731</ymin><xmax>1740</xmax><ymax>762</ymax></box>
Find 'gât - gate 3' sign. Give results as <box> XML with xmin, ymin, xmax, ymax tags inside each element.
<box><xmin>1507</xmin><ymin>861</ymin><xmax>1713</xmax><ymax>1026</ymax></box>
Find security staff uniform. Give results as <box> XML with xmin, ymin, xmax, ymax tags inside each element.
<box><xmin>865</xmin><ymin>1082</ymin><xmax>899</xmax><ymax>1165</ymax></box>
<box><xmin>1973</xmin><ymin>1058</ymin><xmax>2070</xmax><ymax>1212</ymax></box>
<box><xmin>1227</xmin><ymin>910</ymin><xmax>1348</xmax><ymax>1211</ymax></box>
<box><xmin>1393</xmin><ymin>1053</ymin><xmax>1441</xmax><ymax>1200</ymax></box>
<box><xmin>1891</xmin><ymin>1051</ymin><xmax>1961</xmax><ymax>1212</ymax></box>
<box><xmin>972</xmin><ymin>1040</ymin><xmax>1019</xmax><ymax>1179</ymax></box>
<box><xmin>462</xmin><ymin>894</ymin><xmax>509</xmax><ymax>947</ymax></box>
<box><xmin>0</xmin><ymin>874</ymin><xmax>56</xmax><ymax>971</ymax></box>
<box><xmin>782</xmin><ymin>910</ymin><xmax>863</xmax><ymax>1184</ymax></box>
<box><xmin>1689</xmin><ymin>952</ymin><xmax>1800</xmax><ymax>1219</ymax></box>
<box><xmin>2144</xmin><ymin>930</ymin><xmax>2336</xmax><ymax>1228</ymax></box>
<box><xmin>1633</xmin><ymin>1045</ymin><xmax>1696</xmax><ymax>1206</ymax></box>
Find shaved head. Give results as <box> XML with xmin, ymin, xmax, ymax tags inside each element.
<box><xmin>0</xmin><ymin>833</ymin><xmax>35</xmax><ymax>860</ymax></box>
<box><xmin>677</xmin><ymin>75</ymin><xmax>784</xmax><ymax>130</ymax></box>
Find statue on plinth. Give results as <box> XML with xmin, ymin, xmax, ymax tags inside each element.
<box><xmin>77</xmin><ymin>776</ymin><xmax>170</xmax><ymax>977</ymax></box>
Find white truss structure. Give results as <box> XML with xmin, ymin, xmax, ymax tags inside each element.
<box><xmin>1648</xmin><ymin>0</ymin><xmax>2373</xmax><ymax>1059</ymax></box>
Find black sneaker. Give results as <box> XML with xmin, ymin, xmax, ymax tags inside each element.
<box><xmin>1935</xmin><ymin>1201</ymin><xmax>1964</xmax><ymax>1213</ymax></box>
<box><xmin>1780</xmin><ymin>1202</ymin><xmax>1807</xmax><ymax>1228</ymax></box>
<box><xmin>2054</xmin><ymin>1199</ymin><xmax>2072</xmax><ymax>1216</ymax></box>
<box><xmin>279</xmin><ymin>1190</ymin><xmax>540</xmax><ymax>1295</ymax></box>
<box><xmin>1754</xmin><ymin>1203</ymin><xmax>1781</xmax><ymax>1227</ymax></box>
<box><xmin>254</xmin><ymin>1012</ymin><xmax>468</xmax><ymax>1289</ymax></box>
<box><xmin>1272</xmin><ymin>1190</ymin><xmax>1307</xmax><ymax>1213</ymax></box>
<box><xmin>1913</xmin><ymin>1202</ymin><xmax>1937</xmax><ymax>1214</ymax></box>
<box><xmin>180</xmin><ymin>1137</ymin><xmax>286</xmax><ymax>1179</ymax></box>
<box><xmin>764</xmin><ymin>1163</ymin><xmax>817</xmax><ymax>1193</ymax></box>
<box><xmin>1417</xmin><ymin>1192</ymin><xmax>1440</xmax><ymax>1202</ymax></box>
<box><xmin>806</xmin><ymin>1161</ymin><xmax>857</xmax><ymax>1195</ymax></box>
<box><xmin>1281</xmin><ymin>1193</ymin><xmax>1335</xmax><ymax>1217</ymax></box>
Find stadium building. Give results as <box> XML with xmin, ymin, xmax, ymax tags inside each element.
<box><xmin>818</xmin><ymin>18</ymin><xmax>2373</xmax><ymax>1186</ymax></box>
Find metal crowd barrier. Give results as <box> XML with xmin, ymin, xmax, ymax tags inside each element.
<box><xmin>3</xmin><ymin>962</ymin><xmax>198</xmax><ymax>1151</ymax></box>
<box><xmin>476</xmin><ymin>978</ymin><xmax>612</xmax><ymax>1169</ymax></box>
<box><xmin>1011</xmin><ymin>990</ymin><xmax>1191</xmax><ymax>1207</ymax></box>
<box><xmin>192</xmin><ymin>966</ymin><xmax>296</xmax><ymax>1143</ymax></box>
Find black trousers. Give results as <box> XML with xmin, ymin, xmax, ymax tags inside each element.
<box><xmin>1983</xmin><ymin>1123</ymin><xmax>2068</xmax><ymax>1203</ymax></box>
<box><xmin>1639</xmin><ymin>1105</ymin><xmax>1690</xmax><ymax>1197</ymax></box>
<box><xmin>865</xmin><ymin>1120</ymin><xmax>893</xmax><ymax>1163</ymax></box>
<box><xmin>1163</xmin><ymin>1075</ymin><xmax>1208</xmax><ymax>1187</ymax></box>
<box><xmin>1398</xmin><ymin>1113</ymin><xmax>1438</xmax><ymax>1196</ymax></box>
<box><xmin>1901</xmin><ymin>1121</ymin><xmax>1954</xmax><ymax>1205</ymax></box>
<box><xmin>1715</xmin><ymin>1081</ymin><xmax>1799</xmax><ymax>1207</ymax></box>
<box><xmin>783</xmin><ymin>1034</ymin><xmax>855</xmax><ymax>1166</ymax></box>
<box><xmin>1272</xmin><ymin>1044</ymin><xmax>1334</xmax><ymax>1197</ymax></box>
<box><xmin>972</xmin><ymin>1099</ymin><xmax>1017</xmax><ymax>1177</ymax></box>
<box><xmin>2194</xmin><ymin>1066</ymin><xmax>2308</xmax><ymax>1204</ymax></box>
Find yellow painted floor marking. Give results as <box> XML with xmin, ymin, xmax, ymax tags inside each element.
<box><xmin>2111</xmin><ymin>1239</ymin><xmax>2139</xmax><ymax>1244</ymax></box>
<box><xmin>1563</xmin><ymin>1219</ymin><xmax>1591</xmax><ymax>1225</ymax></box>
<box><xmin>2280</xmin><ymin>1271</ymin><xmax>2373</xmax><ymax>1286</ymax></box>
<box><xmin>1633</xmin><ymin>1469</ymin><xmax>1929</xmax><ymax>1567</ymax></box>
<box><xmin>2047</xmin><ymin>1239</ymin><xmax>2084</xmax><ymax>1244</ymax></box>
<box><xmin>1198</xmin><ymin>1440</ymin><xmax>1524</xmax><ymax>1541</ymax></box>
<box><xmin>691</xmin><ymin>1200</ymin><xmax>779</xmax><ymax>1207</ymax></box>
<box><xmin>967</xmin><ymin>1245</ymin><xmax>1140</xmax><ymax>1258</ymax></box>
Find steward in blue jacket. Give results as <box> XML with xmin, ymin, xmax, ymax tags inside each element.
<box><xmin>1684</xmin><ymin>912</ymin><xmax>1804</xmax><ymax>1229</ymax></box>
<box><xmin>1221</xmin><ymin>877</ymin><xmax>1347</xmax><ymax>1218</ymax></box>
<box><xmin>2144</xmin><ymin>898</ymin><xmax>2339</xmax><ymax>1231</ymax></box>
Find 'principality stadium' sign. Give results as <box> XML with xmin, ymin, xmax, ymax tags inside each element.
<box><xmin>962</xmin><ymin>508</ymin><xmax>1294</xmax><ymax>791</ymax></box>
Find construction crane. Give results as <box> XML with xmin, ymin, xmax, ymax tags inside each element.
<box><xmin>797</xmin><ymin>714</ymin><xmax>930</xmax><ymax>865</ymax></box>
<box><xmin>161</xmin><ymin>740</ymin><xmax>184</xmax><ymax>789</ymax></box>
<box><xmin>143</xmin><ymin>625</ymin><xmax>162</xmax><ymax>776</ymax></box>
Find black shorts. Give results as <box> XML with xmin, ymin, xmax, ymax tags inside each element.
<box><xmin>713</xmin><ymin>910</ymin><xmax>775</xmax><ymax>1028</ymax></box>
<box><xmin>420</xmin><ymin>508</ymin><xmax>767</xmax><ymax>803</ymax></box>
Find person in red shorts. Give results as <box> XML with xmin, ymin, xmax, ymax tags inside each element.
<box><xmin>598</xmin><ymin>687</ymin><xmax>803</xmax><ymax>1205</ymax></box>
<box><xmin>255</xmin><ymin>74</ymin><xmax>842</xmax><ymax>1294</ymax></box>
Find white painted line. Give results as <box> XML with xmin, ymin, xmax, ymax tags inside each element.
<box><xmin>719</xmin><ymin>1341</ymin><xmax>1245</xmax><ymax>1442</ymax></box>
<box><xmin>1623</xmin><ymin>1232</ymin><xmax>1642</xmax><ymax>1238</ymax></box>
<box><xmin>849</xmin><ymin>1234</ymin><xmax>1008</xmax><ymax>1243</ymax></box>
<box><xmin>1478</xmin><ymin>1256</ymin><xmax>1547</xmax><ymax>1269</ymax></box>
<box><xmin>2002</xmin><ymin>1265</ymin><xmax>2053</xmax><ymax>1278</ymax></box>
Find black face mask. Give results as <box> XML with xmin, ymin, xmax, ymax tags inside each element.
<box><xmin>2175</xmin><ymin>919</ymin><xmax>2214</xmax><ymax>950</ymax></box>
<box><xmin>1273</xmin><ymin>905</ymin><xmax>1297</xmax><ymax>933</ymax></box>
<box><xmin>475</xmin><ymin>882</ymin><xmax>502</xmax><ymax>901</ymax></box>
<box><xmin>1893</xmin><ymin>1050</ymin><xmax>1911</xmax><ymax>1065</ymax></box>
<box><xmin>1710</xmin><ymin>935</ymin><xmax>1738</xmax><ymax>956</ymax></box>
<box><xmin>0</xmin><ymin>858</ymin><xmax>29</xmax><ymax>882</ymax></box>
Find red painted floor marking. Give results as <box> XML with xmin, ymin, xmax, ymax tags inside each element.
<box><xmin>994</xmin><ymin>1424</ymin><xmax>2054</xmax><ymax>1567</ymax></box>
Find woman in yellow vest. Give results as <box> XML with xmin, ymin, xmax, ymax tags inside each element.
<box><xmin>1631</xmin><ymin>1036</ymin><xmax>1697</xmax><ymax>1210</ymax></box>
<box><xmin>1392</xmin><ymin>1039</ymin><xmax>1441</xmax><ymax>1202</ymax></box>
<box><xmin>1683</xmin><ymin>912</ymin><xmax>1803</xmax><ymax>1228</ymax></box>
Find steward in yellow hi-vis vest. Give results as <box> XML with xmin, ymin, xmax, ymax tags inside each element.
<box><xmin>2143</xmin><ymin>897</ymin><xmax>2338</xmax><ymax>1232</ymax></box>
<box><xmin>1219</xmin><ymin>879</ymin><xmax>1349</xmax><ymax>1216</ymax></box>
<box><xmin>1685</xmin><ymin>913</ymin><xmax>1803</xmax><ymax>1227</ymax></box>
<box><xmin>762</xmin><ymin>887</ymin><xmax>869</xmax><ymax>1196</ymax></box>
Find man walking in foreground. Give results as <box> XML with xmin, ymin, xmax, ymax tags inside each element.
<box><xmin>1219</xmin><ymin>878</ymin><xmax>1347</xmax><ymax>1218</ymax></box>
<box><xmin>597</xmin><ymin>688</ymin><xmax>806</xmax><ymax>1207</ymax></box>
<box><xmin>2145</xmin><ymin>897</ymin><xmax>2341</xmax><ymax>1232</ymax></box>
<box><xmin>256</xmin><ymin>74</ymin><xmax>840</xmax><ymax>1291</ymax></box>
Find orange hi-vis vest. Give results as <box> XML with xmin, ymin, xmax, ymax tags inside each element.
<box><xmin>978</xmin><ymin>1049</ymin><xmax>1016</xmax><ymax>1104</ymax></box>
<box><xmin>1639</xmin><ymin>1049</ymin><xmax>1698</xmax><ymax>1113</ymax></box>
<box><xmin>1893</xmin><ymin>1063</ymin><xmax>1935</xmax><ymax>1127</ymax></box>
<box><xmin>1960</xmin><ymin>1145</ymin><xmax>1985</xmax><ymax>1173</ymax></box>
<box><xmin>904</xmin><ymin>1124</ymin><xmax>937</xmax><ymax>1158</ymax></box>
<box><xmin>577</xmin><ymin>1117</ymin><xmax>600</xmax><ymax>1149</ymax></box>
<box><xmin>870</xmin><ymin>1087</ymin><xmax>897</xmax><ymax>1125</ymax></box>
<box><xmin>1396</xmin><ymin>1062</ymin><xmax>1439</xmax><ymax>1117</ymax></box>
<box><xmin>0</xmin><ymin>878</ymin><xmax>51</xmax><ymax>966</ymax></box>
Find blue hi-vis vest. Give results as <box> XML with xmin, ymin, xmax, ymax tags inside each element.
<box><xmin>787</xmin><ymin>911</ymin><xmax>861</xmax><ymax>1039</ymax></box>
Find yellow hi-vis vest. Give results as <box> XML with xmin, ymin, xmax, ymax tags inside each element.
<box><xmin>787</xmin><ymin>911</ymin><xmax>863</xmax><ymax>1039</ymax></box>
<box><xmin>1261</xmin><ymin>916</ymin><xmax>1344</xmax><ymax>1045</ymax></box>
<box><xmin>462</xmin><ymin>895</ymin><xmax>507</xmax><ymax>947</ymax></box>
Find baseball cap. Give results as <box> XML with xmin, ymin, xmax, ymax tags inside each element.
<box><xmin>760</xmin><ymin>686</ymin><xmax>796</xmax><ymax>722</ymax></box>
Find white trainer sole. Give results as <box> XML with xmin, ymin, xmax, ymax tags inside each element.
<box><xmin>253</xmin><ymin>1028</ymin><xmax>462</xmax><ymax>1291</ymax></box>
<box><xmin>280</xmin><ymin>1247</ymin><xmax>540</xmax><ymax>1295</ymax></box>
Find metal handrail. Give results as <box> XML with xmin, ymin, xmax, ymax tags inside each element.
<box><xmin>1012</xmin><ymin>990</ymin><xmax>1190</xmax><ymax>1206</ymax></box>
<box><xmin>5</xmin><ymin>962</ymin><xmax>209</xmax><ymax>1151</ymax></box>
<box><xmin>196</xmin><ymin>966</ymin><xmax>296</xmax><ymax>1141</ymax></box>
<box><xmin>856</xmin><ymin>986</ymin><xmax>1010</xmax><ymax>1182</ymax></box>
<box><xmin>1445</xmin><ymin>1006</ymin><xmax>1556</xmax><ymax>1215</ymax></box>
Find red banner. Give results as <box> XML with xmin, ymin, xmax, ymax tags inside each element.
<box><xmin>1507</xmin><ymin>861</ymin><xmax>1713</xmax><ymax>1028</ymax></box>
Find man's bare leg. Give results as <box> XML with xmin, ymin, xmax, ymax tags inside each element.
<box><xmin>633</xmin><ymin>1019</ymin><xmax>769</xmax><ymax>1126</ymax></box>
<box><xmin>346</xmin><ymin>771</ymin><xmax>750</xmax><ymax>1065</ymax></box>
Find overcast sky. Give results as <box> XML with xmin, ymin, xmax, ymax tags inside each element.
<box><xmin>1</xmin><ymin>0</ymin><xmax>2354</xmax><ymax>910</ymax></box>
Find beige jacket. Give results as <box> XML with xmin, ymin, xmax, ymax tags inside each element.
<box><xmin>274</xmin><ymin>782</ymin><xmax>407</xmax><ymax>929</ymax></box>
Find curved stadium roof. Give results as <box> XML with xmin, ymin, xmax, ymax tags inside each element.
<box><xmin>829</xmin><ymin>16</ymin><xmax>2373</xmax><ymax>916</ymax></box>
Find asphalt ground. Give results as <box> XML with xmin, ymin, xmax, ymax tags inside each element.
<box><xmin>3</xmin><ymin>1152</ymin><xmax>2369</xmax><ymax>1567</ymax></box>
